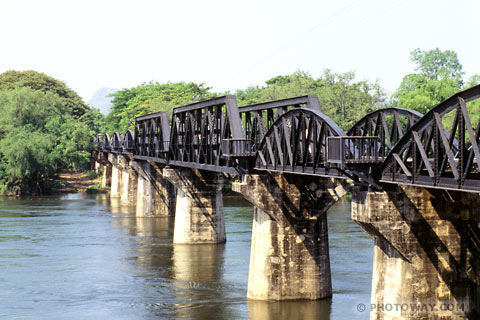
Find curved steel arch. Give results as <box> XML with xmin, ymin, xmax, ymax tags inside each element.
<box><xmin>134</xmin><ymin>110</ymin><xmax>170</xmax><ymax>163</ymax></box>
<box><xmin>134</xmin><ymin>122</ymin><xmax>144</xmax><ymax>155</ymax></box>
<box><xmin>111</xmin><ymin>132</ymin><xmax>124</xmax><ymax>152</ymax></box>
<box><xmin>142</xmin><ymin>119</ymin><xmax>155</xmax><ymax>157</ymax></box>
<box><xmin>124</xmin><ymin>129</ymin><xmax>135</xmax><ymax>153</ymax></box>
<box><xmin>101</xmin><ymin>133</ymin><xmax>111</xmax><ymax>151</ymax></box>
<box><xmin>254</xmin><ymin>108</ymin><xmax>347</xmax><ymax>177</ymax></box>
<box><xmin>348</xmin><ymin>107</ymin><xmax>423</xmax><ymax>158</ymax></box>
<box><xmin>239</xmin><ymin>95</ymin><xmax>321</xmax><ymax>154</ymax></box>
<box><xmin>377</xmin><ymin>84</ymin><xmax>480</xmax><ymax>192</ymax></box>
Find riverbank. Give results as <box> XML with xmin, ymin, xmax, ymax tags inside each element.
<box><xmin>52</xmin><ymin>171</ymin><xmax>107</xmax><ymax>194</ymax></box>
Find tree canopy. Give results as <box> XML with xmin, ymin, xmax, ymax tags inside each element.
<box><xmin>104</xmin><ymin>81</ymin><xmax>215</xmax><ymax>133</ymax></box>
<box><xmin>392</xmin><ymin>48</ymin><xmax>478</xmax><ymax>114</ymax></box>
<box><xmin>0</xmin><ymin>71</ymin><xmax>101</xmax><ymax>195</ymax></box>
<box><xmin>104</xmin><ymin>71</ymin><xmax>386</xmax><ymax>133</ymax></box>
<box><xmin>0</xmin><ymin>70</ymin><xmax>90</xmax><ymax>118</ymax></box>
<box><xmin>235</xmin><ymin>70</ymin><xmax>386</xmax><ymax>130</ymax></box>
<box><xmin>0</xmin><ymin>88</ymin><xmax>94</xmax><ymax>194</ymax></box>
<box><xmin>410</xmin><ymin>48</ymin><xmax>464</xmax><ymax>81</ymax></box>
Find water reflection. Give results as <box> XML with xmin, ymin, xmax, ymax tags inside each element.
<box><xmin>90</xmin><ymin>193</ymin><xmax>110</xmax><ymax>207</ymax></box>
<box><xmin>135</xmin><ymin>216</ymin><xmax>174</xmax><ymax>238</ymax></box>
<box><xmin>172</xmin><ymin>244</ymin><xmax>229</xmax><ymax>319</ymax></box>
<box><xmin>248</xmin><ymin>299</ymin><xmax>332</xmax><ymax>320</ymax></box>
<box><xmin>133</xmin><ymin>217</ymin><xmax>175</xmax><ymax>276</ymax></box>
<box><xmin>110</xmin><ymin>197</ymin><xmax>136</xmax><ymax>215</ymax></box>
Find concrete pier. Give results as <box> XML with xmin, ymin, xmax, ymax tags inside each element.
<box><xmin>233</xmin><ymin>172</ymin><xmax>346</xmax><ymax>301</ymax></box>
<box><xmin>352</xmin><ymin>186</ymin><xmax>480</xmax><ymax>319</ymax></box>
<box><xmin>164</xmin><ymin>168</ymin><xmax>226</xmax><ymax>244</ymax></box>
<box><xmin>134</xmin><ymin>161</ymin><xmax>176</xmax><ymax>217</ymax></box>
<box><xmin>120</xmin><ymin>159</ymin><xmax>138</xmax><ymax>206</ymax></box>
<box><xmin>108</xmin><ymin>154</ymin><xmax>123</xmax><ymax>198</ymax></box>
<box><xmin>108</xmin><ymin>154</ymin><xmax>137</xmax><ymax>204</ymax></box>
<box><xmin>94</xmin><ymin>160</ymin><xmax>102</xmax><ymax>173</ymax></box>
<box><xmin>101</xmin><ymin>164</ymin><xmax>112</xmax><ymax>188</ymax></box>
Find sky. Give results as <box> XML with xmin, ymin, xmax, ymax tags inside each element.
<box><xmin>0</xmin><ymin>0</ymin><xmax>478</xmax><ymax>103</ymax></box>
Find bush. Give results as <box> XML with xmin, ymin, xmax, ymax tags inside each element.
<box><xmin>0</xmin><ymin>87</ymin><xmax>96</xmax><ymax>194</ymax></box>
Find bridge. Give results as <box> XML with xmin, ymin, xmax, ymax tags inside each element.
<box><xmin>93</xmin><ymin>85</ymin><xmax>480</xmax><ymax>319</ymax></box>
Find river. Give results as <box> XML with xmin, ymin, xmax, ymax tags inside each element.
<box><xmin>0</xmin><ymin>193</ymin><xmax>372</xmax><ymax>319</ymax></box>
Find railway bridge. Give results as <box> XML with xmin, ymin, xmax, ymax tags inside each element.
<box><xmin>93</xmin><ymin>85</ymin><xmax>480</xmax><ymax>319</ymax></box>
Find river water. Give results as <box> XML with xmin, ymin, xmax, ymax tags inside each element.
<box><xmin>0</xmin><ymin>193</ymin><xmax>373</xmax><ymax>319</ymax></box>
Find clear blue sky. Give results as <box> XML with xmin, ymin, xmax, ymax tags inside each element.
<box><xmin>0</xmin><ymin>0</ymin><xmax>477</xmax><ymax>102</ymax></box>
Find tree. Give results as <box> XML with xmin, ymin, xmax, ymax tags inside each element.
<box><xmin>0</xmin><ymin>70</ymin><xmax>90</xmax><ymax>118</ymax></box>
<box><xmin>105</xmin><ymin>81</ymin><xmax>215</xmax><ymax>133</ymax></box>
<box><xmin>261</xmin><ymin>70</ymin><xmax>317</xmax><ymax>102</ymax></box>
<box><xmin>234</xmin><ymin>85</ymin><xmax>264</xmax><ymax>106</ymax></box>
<box><xmin>410</xmin><ymin>48</ymin><xmax>464</xmax><ymax>81</ymax></box>
<box><xmin>315</xmin><ymin>70</ymin><xmax>385</xmax><ymax>129</ymax></box>
<box><xmin>234</xmin><ymin>70</ymin><xmax>385</xmax><ymax>131</ymax></box>
<box><xmin>392</xmin><ymin>48</ymin><xmax>465</xmax><ymax>114</ymax></box>
<box><xmin>0</xmin><ymin>88</ymin><xmax>94</xmax><ymax>194</ymax></box>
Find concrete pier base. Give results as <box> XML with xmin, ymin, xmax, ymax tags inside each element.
<box><xmin>134</xmin><ymin>161</ymin><xmax>176</xmax><ymax>217</ymax></box>
<box><xmin>164</xmin><ymin>168</ymin><xmax>226</xmax><ymax>244</ymax></box>
<box><xmin>120</xmin><ymin>160</ymin><xmax>138</xmax><ymax>206</ymax></box>
<box><xmin>95</xmin><ymin>160</ymin><xmax>102</xmax><ymax>173</ymax></box>
<box><xmin>233</xmin><ymin>172</ymin><xmax>346</xmax><ymax>301</ymax></box>
<box><xmin>108</xmin><ymin>154</ymin><xmax>123</xmax><ymax>198</ymax></box>
<box><xmin>352</xmin><ymin>186</ymin><xmax>480</xmax><ymax>319</ymax></box>
<box><xmin>101</xmin><ymin>164</ymin><xmax>112</xmax><ymax>188</ymax></box>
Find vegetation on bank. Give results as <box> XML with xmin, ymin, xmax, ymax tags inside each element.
<box><xmin>0</xmin><ymin>71</ymin><xmax>102</xmax><ymax>195</ymax></box>
<box><xmin>1</xmin><ymin>48</ymin><xmax>478</xmax><ymax>195</ymax></box>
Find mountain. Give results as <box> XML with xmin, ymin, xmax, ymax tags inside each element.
<box><xmin>87</xmin><ymin>87</ymin><xmax>118</xmax><ymax>115</ymax></box>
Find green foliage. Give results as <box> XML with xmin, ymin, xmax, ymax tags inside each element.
<box><xmin>392</xmin><ymin>48</ymin><xmax>480</xmax><ymax>144</ymax></box>
<box><xmin>464</xmin><ymin>76</ymin><xmax>480</xmax><ymax>136</ymax></box>
<box><xmin>235</xmin><ymin>70</ymin><xmax>386</xmax><ymax>131</ymax></box>
<box><xmin>104</xmin><ymin>81</ymin><xmax>215</xmax><ymax>133</ymax></box>
<box><xmin>410</xmin><ymin>48</ymin><xmax>464</xmax><ymax>81</ymax></box>
<box><xmin>0</xmin><ymin>70</ymin><xmax>90</xmax><ymax>118</ymax></box>
<box><xmin>393</xmin><ymin>73</ymin><xmax>460</xmax><ymax>114</ymax></box>
<box><xmin>88</xmin><ymin>170</ymin><xmax>102</xmax><ymax>179</ymax></box>
<box><xmin>315</xmin><ymin>70</ymin><xmax>385</xmax><ymax>129</ymax></box>
<box><xmin>0</xmin><ymin>87</ymin><xmax>95</xmax><ymax>194</ymax></box>
<box><xmin>392</xmin><ymin>48</ymin><xmax>472</xmax><ymax>114</ymax></box>
<box><xmin>467</xmin><ymin>75</ymin><xmax>480</xmax><ymax>88</ymax></box>
<box><xmin>234</xmin><ymin>85</ymin><xmax>264</xmax><ymax>105</ymax></box>
<box><xmin>260</xmin><ymin>70</ymin><xmax>317</xmax><ymax>101</ymax></box>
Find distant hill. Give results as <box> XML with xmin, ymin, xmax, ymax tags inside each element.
<box><xmin>87</xmin><ymin>87</ymin><xmax>118</xmax><ymax>115</ymax></box>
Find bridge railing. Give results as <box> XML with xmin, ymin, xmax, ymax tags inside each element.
<box><xmin>326</xmin><ymin>136</ymin><xmax>381</xmax><ymax>170</ymax></box>
<box><xmin>221</xmin><ymin>139</ymin><xmax>255</xmax><ymax>158</ymax></box>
